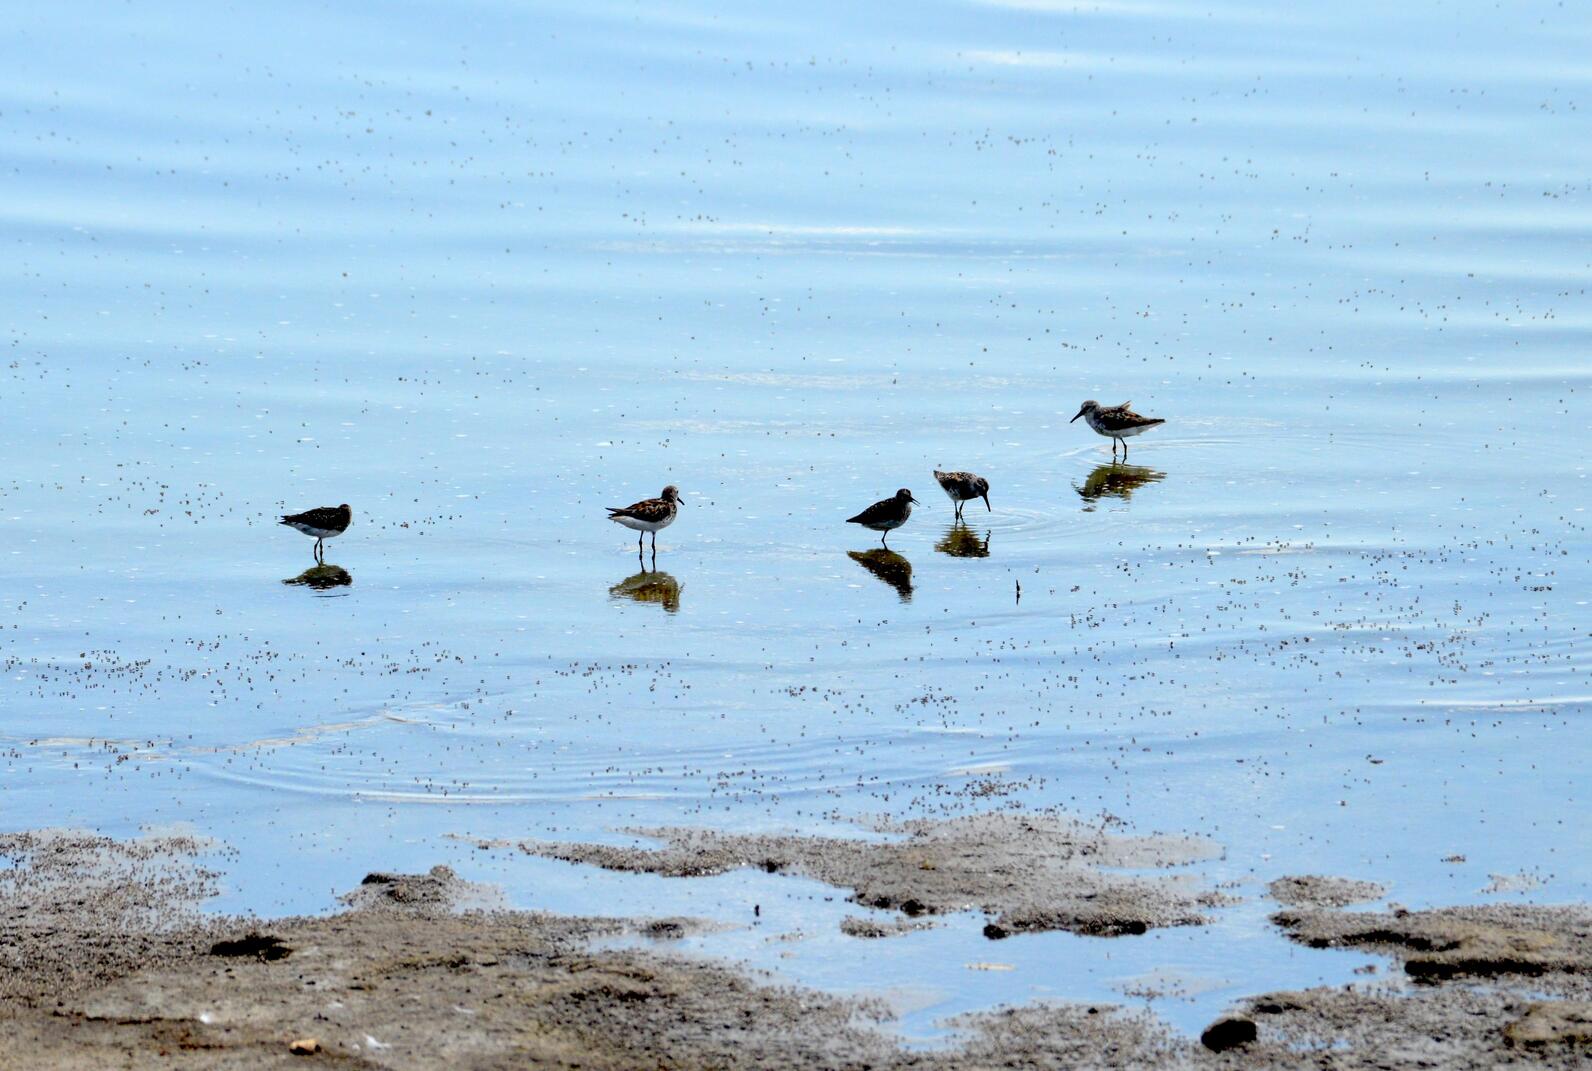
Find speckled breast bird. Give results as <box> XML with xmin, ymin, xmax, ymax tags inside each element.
<box><xmin>607</xmin><ymin>485</ymin><xmax>681</xmax><ymax>557</ymax></box>
<box><xmin>933</xmin><ymin>470</ymin><xmax>990</xmax><ymax>520</ymax></box>
<box><xmin>1071</xmin><ymin>400</ymin><xmax>1165</xmax><ymax>459</ymax></box>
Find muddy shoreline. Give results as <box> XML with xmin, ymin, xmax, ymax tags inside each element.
<box><xmin>3</xmin><ymin>824</ymin><xmax>1588</xmax><ymax>1069</ymax></box>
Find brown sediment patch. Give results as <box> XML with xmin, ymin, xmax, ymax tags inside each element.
<box><xmin>1504</xmin><ymin>1001</ymin><xmax>1592</xmax><ymax>1050</ymax></box>
<box><xmin>1272</xmin><ymin>903</ymin><xmax>1592</xmax><ymax>983</ymax></box>
<box><xmin>0</xmin><ymin>838</ymin><xmax>904</xmax><ymax>1070</ymax></box>
<box><xmin>0</xmin><ymin>829</ymin><xmax>225</xmax><ymax>1005</ymax></box>
<box><xmin>839</xmin><ymin>914</ymin><xmax>938</xmax><ymax>939</ymax></box>
<box><xmin>1268</xmin><ymin>875</ymin><xmax>1386</xmax><ymax>909</ymax></box>
<box><xmin>340</xmin><ymin>864</ymin><xmax>507</xmax><ymax>915</ymax></box>
<box><xmin>46</xmin><ymin>912</ymin><xmax>911</xmax><ymax>1070</ymax></box>
<box><xmin>3</xmin><ymin>831</ymin><xmax>1591</xmax><ymax>1069</ymax></box>
<box><xmin>940</xmin><ymin>1002</ymin><xmax>1188</xmax><ymax>1067</ymax></box>
<box><xmin>1235</xmin><ymin>985</ymin><xmax>1592</xmax><ymax>1069</ymax></box>
<box><xmin>1</xmin><ymin>872</ymin><xmax>1190</xmax><ymax>1071</ymax></box>
<box><xmin>491</xmin><ymin>811</ymin><xmax>1231</xmax><ymax>938</ymax></box>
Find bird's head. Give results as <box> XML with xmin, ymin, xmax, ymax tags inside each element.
<box><xmin>897</xmin><ymin>488</ymin><xmax>920</xmax><ymax>505</ymax></box>
<box><xmin>1070</xmin><ymin>400</ymin><xmax>1099</xmax><ymax>423</ymax></box>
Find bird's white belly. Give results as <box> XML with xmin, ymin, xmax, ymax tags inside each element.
<box><xmin>940</xmin><ymin>485</ymin><xmax>969</xmax><ymax>502</ymax></box>
<box><xmin>857</xmin><ymin>515</ymin><xmax>907</xmax><ymax>531</ymax></box>
<box><xmin>612</xmin><ymin>514</ymin><xmax>673</xmax><ymax>533</ymax></box>
<box><xmin>289</xmin><ymin>523</ymin><xmax>343</xmax><ymax>538</ymax></box>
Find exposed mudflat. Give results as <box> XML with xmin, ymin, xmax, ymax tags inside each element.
<box><xmin>6</xmin><ymin>827</ymin><xmax>1591</xmax><ymax>1069</ymax></box>
<box><xmin>1267</xmin><ymin>875</ymin><xmax>1388</xmax><ymax>909</ymax></box>
<box><xmin>0</xmin><ymin>830</ymin><xmax>226</xmax><ymax>1004</ymax></box>
<box><xmin>1233</xmin><ymin>986</ymin><xmax>1592</xmax><ymax>1067</ymax></box>
<box><xmin>839</xmin><ymin>914</ymin><xmax>939</xmax><ymax>939</ymax></box>
<box><xmin>1273</xmin><ymin>902</ymin><xmax>1592</xmax><ymax>985</ymax></box>
<box><xmin>489</xmin><ymin>812</ymin><xmax>1231</xmax><ymax>938</ymax></box>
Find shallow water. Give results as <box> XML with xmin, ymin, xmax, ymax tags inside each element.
<box><xmin>3</xmin><ymin>0</ymin><xmax>1589</xmax><ymax>1041</ymax></box>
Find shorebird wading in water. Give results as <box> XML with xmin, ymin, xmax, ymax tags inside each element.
<box><xmin>933</xmin><ymin>470</ymin><xmax>990</xmax><ymax>521</ymax></box>
<box><xmin>1071</xmin><ymin>400</ymin><xmax>1165</xmax><ymax>460</ymax></box>
<box><xmin>847</xmin><ymin>488</ymin><xmax>919</xmax><ymax>546</ymax></box>
<box><xmin>280</xmin><ymin>503</ymin><xmax>351</xmax><ymax>561</ymax></box>
<box><xmin>607</xmin><ymin>485</ymin><xmax>680</xmax><ymax>560</ymax></box>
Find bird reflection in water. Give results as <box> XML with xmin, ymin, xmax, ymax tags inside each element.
<box><xmin>935</xmin><ymin>524</ymin><xmax>990</xmax><ymax>558</ymax></box>
<box><xmin>609</xmin><ymin>570</ymin><xmax>682</xmax><ymax>613</ymax></box>
<box><xmin>847</xmin><ymin>549</ymin><xmax>913</xmax><ymax>601</ymax></box>
<box><xmin>282</xmin><ymin>563</ymin><xmax>353</xmax><ymax>593</ymax></box>
<box><xmin>1076</xmin><ymin>462</ymin><xmax>1166</xmax><ymax>509</ymax></box>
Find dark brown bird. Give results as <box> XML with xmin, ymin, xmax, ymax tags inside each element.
<box><xmin>846</xmin><ymin>488</ymin><xmax>919</xmax><ymax>547</ymax></box>
<box><xmin>1071</xmin><ymin>400</ymin><xmax>1165</xmax><ymax>459</ymax></box>
<box><xmin>607</xmin><ymin>485</ymin><xmax>681</xmax><ymax>559</ymax></box>
<box><xmin>280</xmin><ymin>503</ymin><xmax>351</xmax><ymax>561</ymax></box>
<box><xmin>933</xmin><ymin>470</ymin><xmax>990</xmax><ymax>520</ymax></box>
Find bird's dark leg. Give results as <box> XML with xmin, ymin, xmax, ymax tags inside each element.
<box><xmin>1121</xmin><ymin>437</ymin><xmax>1129</xmax><ymax>459</ymax></box>
<box><xmin>880</xmin><ymin>530</ymin><xmax>889</xmax><ymax>547</ymax></box>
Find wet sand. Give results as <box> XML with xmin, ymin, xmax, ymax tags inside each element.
<box><xmin>480</xmin><ymin>812</ymin><xmax>1232</xmax><ymax>937</ymax></box>
<box><xmin>4</xmin><ymin>824</ymin><xmax>1589</xmax><ymax>1069</ymax></box>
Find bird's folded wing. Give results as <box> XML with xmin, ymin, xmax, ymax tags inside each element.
<box><xmin>284</xmin><ymin>507</ymin><xmax>344</xmax><ymax>528</ymax></box>
<box><xmin>611</xmin><ymin>498</ymin><xmax>670</xmax><ymax>522</ymax></box>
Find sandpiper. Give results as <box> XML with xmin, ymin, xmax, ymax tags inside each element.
<box><xmin>846</xmin><ymin>488</ymin><xmax>919</xmax><ymax>546</ymax></box>
<box><xmin>933</xmin><ymin>470</ymin><xmax>990</xmax><ymax>521</ymax></box>
<box><xmin>607</xmin><ymin>485</ymin><xmax>681</xmax><ymax>558</ymax></box>
<box><xmin>1070</xmin><ymin>400</ymin><xmax>1165</xmax><ymax>459</ymax></box>
<box><xmin>280</xmin><ymin>503</ymin><xmax>351</xmax><ymax>561</ymax></box>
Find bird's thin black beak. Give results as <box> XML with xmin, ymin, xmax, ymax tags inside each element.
<box><xmin>910</xmin><ymin>496</ymin><xmax>921</xmax><ymax>505</ymax></box>
<box><xmin>1069</xmin><ymin>409</ymin><xmax>1085</xmax><ymax>423</ymax></box>
<box><xmin>982</xmin><ymin>494</ymin><xmax>991</xmax><ymax>511</ymax></box>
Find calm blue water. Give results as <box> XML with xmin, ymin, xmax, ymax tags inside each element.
<box><xmin>3</xmin><ymin>0</ymin><xmax>1588</xmax><ymax>1041</ymax></box>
